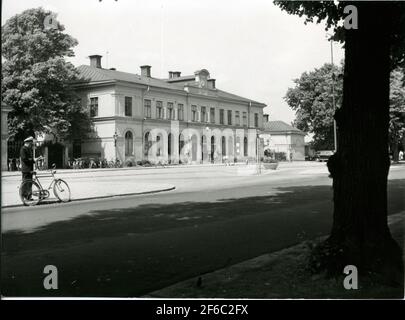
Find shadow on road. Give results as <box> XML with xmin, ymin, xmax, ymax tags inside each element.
<box><xmin>1</xmin><ymin>180</ymin><xmax>404</xmax><ymax>297</ymax></box>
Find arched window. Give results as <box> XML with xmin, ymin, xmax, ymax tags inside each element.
<box><xmin>211</xmin><ymin>136</ymin><xmax>215</xmax><ymax>162</ymax></box>
<box><xmin>244</xmin><ymin>137</ymin><xmax>248</xmax><ymax>157</ymax></box>
<box><xmin>179</xmin><ymin>134</ymin><xmax>185</xmax><ymax>156</ymax></box>
<box><xmin>168</xmin><ymin>133</ymin><xmax>172</xmax><ymax>157</ymax></box>
<box><xmin>125</xmin><ymin>131</ymin><xmax>133</xmax><ymax>156</ymax></box>
<box><xmin>202</xmin><ymin>135</ymin><xmax>207</xmax><ymax>161</ymax></box>
<box><xmin>144</xmin><ymin>132</ymin><xmax>151</xmax><ymax>156</ymax></box>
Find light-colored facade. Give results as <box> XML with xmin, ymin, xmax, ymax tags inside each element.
<box><xmin>262</xmin><ymin>120</ymin><xmax>306</xmax><ymax>161</ymax></box>
<box><xmin>71</xmin><ymin>55</ymin><xmax>266</xmax><ymax>165</ymax></box>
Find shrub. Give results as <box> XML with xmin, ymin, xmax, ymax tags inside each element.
<box><xmin>125</xmin><ymin>160</ymin><xmax>133</xmax><ymax>167</ymax></box>
<box><xmin>136</xmin><ymin>160</ymin><xmax>152</xmax><ymax>167</ymax></box>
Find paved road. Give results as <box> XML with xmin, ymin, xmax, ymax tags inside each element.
<box><xmin>1</xmin><ymin>163</ymin><xmax>404</xmax><ymax>297</ymax></box>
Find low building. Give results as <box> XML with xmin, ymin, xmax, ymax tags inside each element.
<box><xmin>67</xmin><ymin>55</ymin><xmax>267</xmax><ymax>166</ymax></box>
<box><xmin>262</xmin><ymin>118</ymin><xmax>306</xmax><ymax>161</ymax></box>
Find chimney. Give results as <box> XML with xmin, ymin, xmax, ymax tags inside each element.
<box><xmin>173</xmin><ymin>71</ymin><xmax>181</xmax><ymax>78</ymax></box>
<box><xmin>263</xmin><ymin>114</ymin><xmax>269</xmax><ymax>122</ymax></box>
<box><xmin>207</xmin><ymin>79</ymin><xmax>216</xmax><ymax>89</ymax></box>
<box><xmin>140</xmin><ymin>65</ymin><xmax>151</xmax><ymax>77</ymax></box>
<box><xmin>89</xmin><ymin>55</ymin><xmax>102</xmax><ymax>68</ymax></box>
<box><xmin>168</xmin><ymin>71</ymin><xmax>174</xmax><ymax>79</ymax></box>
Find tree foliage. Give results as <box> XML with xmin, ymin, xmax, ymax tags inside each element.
<box><xmin>285</xmin><ymin>63</ymin><xmax>343</xmax><ymax>150</ymax></box>
<box><xmin>1</xmin><ymin>7</ymin><xmax>92</xmax><ymax>141</ymax></box>
<box><xmin>285</xmin><ymin>63</ymin><xmax>405</xmax><ymax>152</ymax></box>
<box><xmin>389</xmin><ymin>68</ymin><xmax>405</xmax><ymax>158</ymax></box>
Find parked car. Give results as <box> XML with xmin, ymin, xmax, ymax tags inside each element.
<box><xmin>315</xmin><ymin>150</ymin><xmax>334</xmax><ymax>162</ymax></box>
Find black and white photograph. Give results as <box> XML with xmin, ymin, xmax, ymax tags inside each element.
<box><xmin>1</xmin><ymin>0</ymin><xmax>405</xmax><ymax>307</ymax></box>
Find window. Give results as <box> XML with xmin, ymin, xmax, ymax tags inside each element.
<box><xmin>144</xmin><ymin>132</ymin><xmax>152</xmax><ymax>156</ymax></box>
<box><xmin>125</xmin><ymin>131</ymin><xmax>133</xmax><ymax>156</ymax></box>
<box><xmin>220</xmin><ymin>109</ymin><xmax>224</xmax><ymax>125</ymax></box>
<box><xmin>179</xmin><ymin>134</ymin><xmax>185</xmax><ymax>156</ymax></box>
<box><xmin>167</xmin><ymin>102</ymin><xmax>174</xmax><ymax>120</ymax></box>
<box><xmin>235</xmin><ymin>111</ymin><xmax>240</xmax><ymax>126</ymax></box>
<box><xmin>222</xmin><ymin>136</ymin><xmax>226</xmax><ymax>156</ymax></box>
<box><xmin>168</xmin><ymin>133</ymin><xmax>172</xmax><ymax>156</ymax></box>
<box><xmin>178</xmin><ymin>104</ymin><xmax>184</xmax><ymax>121</ymax></box>
<box><xmin>210</xmin><ymin>107</ymin><xmax>215</xmax><ymax>123</ymax></box>
<box><xmin>254</xmin><ymin>113</ymin><xmax>259</xmax><ymax>127</ymax></box>
<box><xmin>191</xmin><ymin>105</ymin><xmax>198</xmax><ymax>122</ymax></box>
<box><xmin>90</xmin><ymin>97</ymin><xmax>98</xmax><ymax>117</ymax></box>
<box><xmin>244</xmin><ymin>137</ymin><xmax>248</xmax><ymax>156</ymax></box>
<box><xmin>201</xmin><ymin>106</ymin><xmax>207</xmax><ymax>122</ymax></box>
<box><xmin>243</xmin><ymin>112</ymin><xmax>247</xmax><ymax>127</ymax></box>
<box><xmin>227</xmin><ymin>110</ymin><xmax>232</xmax><ymax>125</ymax></box>
<box><xmin>125</xmin><ymin>97</ymin><xmax>132</xmax><ymax>117</ymax></box>
<box><xmin>144</xmin><ymin>99</ymin><xmax>151</xmax><ymax>118</ymax></box>
<box><xmin>156</xmin><ymin>101</ymin><xmax>163</xmax><ymax>119</ymax></box>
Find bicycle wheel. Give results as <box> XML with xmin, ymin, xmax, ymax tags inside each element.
<box><xmin>19</xmin><ymin>180</ymin><xmax>42</xmax><ymax>206</ymax></box>
<box><xmin>53</xmin><ymin>179</ymin><xmax>71</xmax><ymax>202</ymax></box>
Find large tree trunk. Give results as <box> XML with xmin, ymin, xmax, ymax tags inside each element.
<box><xmin>322</xmin><ymin>3</ymin><xmax>403</xmax><ymax>286</ymax></box>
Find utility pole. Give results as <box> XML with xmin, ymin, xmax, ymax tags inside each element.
<box><xmin>328</xmin><ymin>35</ymin><xmax>338</xmax><ymax>153</ymax></box>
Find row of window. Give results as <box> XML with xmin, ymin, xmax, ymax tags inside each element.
<box><xmin>145</xmin><ymin>100</ymin><xmax>259</xmax><ymax>127</ymax></box>
<box><xmin>90</xmin><ymin>97</ymin><xmax>134</xmax><ymax>118</ymax></box>
<box><xmin>89</xmin><ymin>97</ymin><xmax>259</xmax><ymax>127</ymax></box>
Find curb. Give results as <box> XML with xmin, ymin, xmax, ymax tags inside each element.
<box><xmin>1</xmin><ymin>186</ymin><xmax>176</xmax><ymax>209</ymax></box>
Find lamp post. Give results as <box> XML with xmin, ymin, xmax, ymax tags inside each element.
<box><xmin>113</xmin><ymin>131</ymin><xmax>118</xmax><ymax>160</ymax></box>
<box><xmin>327</xmin><ymin>33</ymin><xmax>338</xmax><ymax>153</ymax></box>
<box><xmin>256</xmin><ymin>133</ymin><xmax>261</xmax><ymax>175</ymax></box>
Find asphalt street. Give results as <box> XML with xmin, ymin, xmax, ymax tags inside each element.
<box><xmin>1</xmin><ymin>163</ymin><xmax>404</xmax><ymax>297</ymax></box>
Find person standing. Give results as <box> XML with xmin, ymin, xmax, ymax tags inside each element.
<box><xmin>20</xmin><ymin>136</ymin><xmax>40</xmax><ymax>199</ymax></box>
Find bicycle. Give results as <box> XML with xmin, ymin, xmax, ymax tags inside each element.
<box><xmin>19</xmin><ymin>164</ymin><xmax>71</xmax><ymax>206</ymax></box>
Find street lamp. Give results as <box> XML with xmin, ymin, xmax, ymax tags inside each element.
<box><xmin>327</xmin><ymin>33</ymin><xmax>338</xmax><ymax>153</ymax></box>
<box><xmin>113</xmin><ymin>131</ymin><xmax>118</xmax><ymax>160</ymax></box>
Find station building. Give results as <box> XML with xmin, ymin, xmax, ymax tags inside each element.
<box><xmin>69</xmin><ymin>55</ymin><xmax>267</xmax><ymax>165</ymax></box>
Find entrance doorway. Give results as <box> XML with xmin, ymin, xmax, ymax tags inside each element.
<box><xmin>48</xmin><ymin>143</ymin><xmax>64</xmax><ymax>168</ymax></box>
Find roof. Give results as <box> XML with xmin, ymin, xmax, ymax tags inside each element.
<box><xmin>165</xmin><ymin>75</ymin><xmax>196</xmax><ymax>82</ymax></box>
<box><xmin>75</xmin><ymin>65</ymin><xmax>179</xmax><ymax>90</ymax></box>
<box><xmin>74</xmin><ymin>65</ymin><xmax>265</xmax><ymax>106</ymax></box>
<box><xmin>264</xmin><ymin>121</ymin><xmax>305</xmax><ymax>135</ymax></box>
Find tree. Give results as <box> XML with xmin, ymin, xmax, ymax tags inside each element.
<box><xmin>389</xmin><ymin>68</ymin><xmax>405</xmax><ymax>162</ymax></box>
<box><xmin>275</xmin><ymin>1</ymin><xmax>405</xmax><ymax>287</ymax></box>
<box><xmin>1</xmin><ymin>8</ymin><xmax>92</xmax><ymax>141</ymax></box>
<box><xmin>285</xmin><ymin>63</ymin><xmax>343</xmax><ymax>150</ymax></box>
<box><xmin>285</xmin><ymin>64</ymin><xmax>405</xmax><ymax>156</ymax></box>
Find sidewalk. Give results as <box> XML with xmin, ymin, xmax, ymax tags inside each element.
<box><xmin>1</xmin><ymin>162</ymin><xmax>238</xmax><ymax>178</ymax></box>
<box><xmin>1</xmin><ymin>176</ymin><xmax>175</xmax><ymax>208</ymax></box>
<box><xmin>1</xmin><ymin>160</ymin><xmax>328</xmax><ymax>177</ymax></box>
<box><xmin>147</xmin><ymin>211</ymin><xmax>405</xmax><ymax>299</ymax></box>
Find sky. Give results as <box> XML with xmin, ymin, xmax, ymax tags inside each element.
<box><xmin>2</xmin><ymin>0</ymin><xmax>344</xmax><ymax>127</ymax></box>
